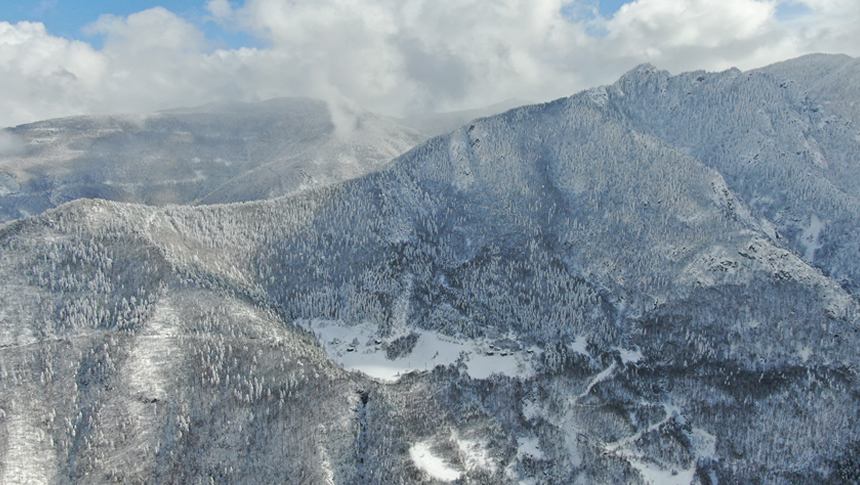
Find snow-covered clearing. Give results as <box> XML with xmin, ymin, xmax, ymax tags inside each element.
<box><xmin>627</xmin><ymin>458</ymin><xmax>695</xmax><ymax>485</ymax></box>
<box><xmin>615</xmin><ymin>346</ymin><xmax>643</xmax><ymax>364</ymax></box>
<box><xmin>567</xmin><ymin>336</ymin><xmax>590</xmax><ymax>357</ymax></box>
<box><xmin>797</xmin><ymin>345</ymin><xmax>813</xmax><ymax>362</ymax></box>
<box><xmin>126</xmin><ymin>302</ymin><xmax>182</xmax><ymax>403</ymax></box>
<box><xmin>296</xmin><ymin>319</ymin><xmax>540</xmax><ymax>382</ymax></box>
<box><xmin>570</xmin><ymin>336</ymin><xmax>646</xmax><ymax>366</ymax></box>
<box><xmin>517</xmin><ymin>436</ymin><xmax>545</xmax><ymax>460</ymax></box>
<box><xmin>604</xmin><ymin>403</ymin><xmax>681</xmax><ymax>452</ymax></box>
<box><xmin>800</xmin><ymin>214</ymin><xmax>824</xmax><ymax>262</ymax></box>
<box><xmin>454</xmin><ymin>434</ymin><xmax>496</xmax><ymax>473</ymax></box>
<box><xmin>409</xmin><ymin>442</ymin><xmax>461</xmax><ymax>482</ymax></box>
<box><xmin>522</xmin><ymin>398</ymin><xmax>542</xmax><ymax>421</ymax></box>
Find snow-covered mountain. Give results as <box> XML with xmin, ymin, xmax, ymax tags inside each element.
<box><xmin>605</xmin><ymin>55</ymin><xmax>860</xmax><ymax>298</ymax></box>
<box><xmin>757</xmin><ymin>53</ymin><xmax>860</xmax><ymax>124</ymax></box>
<box><xmin>1</xmin><ymin>55</ymin><xmax>859</xmax><ymax>484</ymax></box>
<box><xmin>0</xmin><ymin>97</ymin><xmax>426</xmax><ymax>223</ymax></box>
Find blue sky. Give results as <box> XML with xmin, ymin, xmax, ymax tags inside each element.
<box><xmin>0</xmin><ymin>0</ymin><xmax>258</xmax><ymax>49</ymax></box>
<box><xmin>597</xmin><ymin>0</ymin><xmax>632</xmax><ymax>16</ymax></box>
<box><xmin>0</xmin><ymin>0</ymin><xmax>634</xmax><ymax>49</ymax></box>
<box><xmin>0</xmin><ymin>0</ymin><xmax>857</xmax><ymax>127</ymax></box>
<box><xmin>0</xmin><ymin>0</ymin><xmax>632</xmax><ymax>50</ymax></box>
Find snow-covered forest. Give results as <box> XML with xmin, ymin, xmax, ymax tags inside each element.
<box><xmin>1</xmin><ymin>53</ymin><xmax>859</xmax><ymax>484</ymax></box>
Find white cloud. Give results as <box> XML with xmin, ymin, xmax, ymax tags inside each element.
<box><xmin>206</xmin><ymin>0</ymin><xmax>235</xmax><ymax>20</ymax></box>
<box><xmin>0</xmin><ymin>1</ymin><xmax>858</xmax><ymax>128</ymax></box>
<box><xmin>85</xmin><ymin>7</ymin><xmax>205</xmax><ymax>53</ymax></box>
<box><xmin>602</xmin><ymin>0</ymin><xmax>791</xmax><ymax>72</ymax></box>
<box><xmin>0</xmin><ymin>21</ymin><xmax>106</xmax><ymax>126</ymax></box>
<box><xmin>609</xmin><ymin>0</ymin><xmax>776</xmax><ymax>49</ymax></box>
<box><xmin>783</xmin><ymin>0</ymin><xmax>860</xmax><ymax>53</ymax></box>
<box><xmin>0</xmin><ymin>130</ymin><xmax>24</xmax><ymax>157</ymax></box>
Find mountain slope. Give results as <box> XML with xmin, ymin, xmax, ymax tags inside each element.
<box><xmin>0</xmin><ymin>98</ymin><xmax>426</xmax><ymax>223</ymax></box>
<box><xmin>602</xmin><ymin>57</ymin><xmax>860</xmax><ymax>297</ymax></box>
<box><xmin>757</xmin><ymin>53</ymin><xmax>860</xmax><ymax>123</ymax></box>
<box><xmin>1</xmin><ymin>57</ymin><xmax>859</xmax><ymax>483</ymax></box>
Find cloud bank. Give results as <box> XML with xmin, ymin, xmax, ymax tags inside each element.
<box><xmin>0</xmin><ymin>0</ymin><xmax>858</xmax><ymax>128</ymax></box>
<box><xmin>0</xmin><ymin>130</ymin><xmax>24</xmax><ymax>156</ymax></box>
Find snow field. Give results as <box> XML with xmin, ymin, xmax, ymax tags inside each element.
<box><xmin>297</xmin><ymin>319</ymin><xmax>540</xmax><ymax>382</ymax></box>
<box><xmin>409</xmin><ymin>442</ymin><xmax>461</xmax><ymax>482</ymax></box>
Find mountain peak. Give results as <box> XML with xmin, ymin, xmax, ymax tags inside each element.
<box><xmin>624</xmin><ymin>62</ymin><xmax>666</xmax><ymax>77</ymax></box>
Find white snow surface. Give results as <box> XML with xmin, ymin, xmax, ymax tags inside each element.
<box><xmin>567</xmin><ymin>336</ymin><xmax>590</xmax><ymax>356</ymax></box>
<box><xmin>800</xmin><ymin>213</ymin><xmax>824</xmax><ymax>262</ymax></box>
<box><xmin>297</xmin><ymin>319</ymin><xmax>539</xmax><ymax>382</ymax></box>
<box><xmin>628</xmin><ymin>458</ymin><xmax>696</xmax><ymax>485</ymax></box>
<box><xmin>455</xmin><ymin>434</ymin><xmax>496</xmax><ymax>473</ymax></box>
<box><xmin>522</xmin><ymin>399</ymin><xmax>542</xmax><ymax>421</ymax></box>
<box><xmin>517</xmin><ymin>436</ymin><xmax>545</xmax><ymax>460</ymax></box>
<box><xmin>409</xmin><ymin>442</ymin><xmax>461</xmax><ymax>482</ymax></box>
<box><xmin>616</xmin><ymin>346</ymin><xmax>644</xmax><ymax>364</ymax></box>
<box><xmin>1</xmin><ymin>401</ymin><xmax>57</xmax><ymax>485</ymax></box>
<box><xmin>798</xmin><ymin>345</ymin><xmax>813</xmax><ymax>362</ymax></box>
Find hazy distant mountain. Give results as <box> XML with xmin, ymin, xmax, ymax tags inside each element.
<box><xmin>1</xmin><ymin>55</ymin><xmax>859</xmax><ymax>484</ymax></box>
<box><xmin>0</xmin><ymin>97</ymin><xmax>426</xmax><ymax>223</ymax></box>
<box><xmin>396</xmin><ymin>99</ymin><xmax>528</xmax><ymax>137</ymax></box>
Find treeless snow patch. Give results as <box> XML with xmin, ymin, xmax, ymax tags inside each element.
<box><xmin>455</xmin><ymin>435</ymin><xmax>496</xmax><ymax>473</ymax></box>
<box><xmin>567</xmin><ymin>336</ymin><xmax>590</xmax><ymax>356</ymax></box>
<box><xmin>627</xmin><ymin>458</ymin><xmax>695</xmax><ymax>485</ymax></box>
<box><xmin>800</xmin><ymin>214</ymin><xmax>824</xmax><ymax>262</ymax></box>
<box><xmin>517</xmin><ymin>436</ymin><xmax>545</xmax><ymax>460</ymax></box>
<box><xmin>409</xmin><ymin>442</ymin><xmax>461</xmax><ymax>482</ymax></box>
<box><xmin>616</xmin><ymin>347</ymin><xmax>643</xmax><ymax>364</ymax></box>
<box><xmin>298</xmin><ymin>319</ymin><xmax>539</xmax><ymax>382</ymax></box>
<box><xmin>798</xmin><ymin>345</ymin><xmax>813</xmax><ymax>362</ymax></box>
<box><xmin>522</xmin><ymin>398</ymin><xmax>542</xmax><ymax>421</ymax></box>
